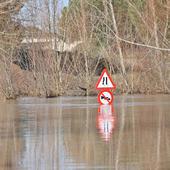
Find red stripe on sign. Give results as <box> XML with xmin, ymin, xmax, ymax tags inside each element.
<box><xmin>101</xmin><ymin>92</ymin><xmax>110</xmax><ymax>103</ymax></box>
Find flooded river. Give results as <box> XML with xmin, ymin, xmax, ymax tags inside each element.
<box><xmin>0</xmin><ymin>95</ymin><xmax>170</xmax><ymax>170</ymax></box>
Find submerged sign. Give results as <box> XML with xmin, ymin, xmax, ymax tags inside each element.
<box><xmin>96</xmin><ymin>68</ymin><xmax>116</xmax><ymax>90</ymax></box>
<box><xmin>98</xmin><ymin>90</ymin><xmax>113</xmax><ymax>105</ymax></box>
<box><xmin>96</xmin><ymin>68</ymin><xmax>116</xmax><ymax>105</ymax></box>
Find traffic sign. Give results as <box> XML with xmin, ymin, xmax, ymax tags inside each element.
<box><xmin>96</xmin><ymin>68</ymin><xmax>116</xmax><ymax>90</ymax></box>
<box><xmin>98</xmin><ymin>90</ymin><xmax>113</xmax><ymax>105</ymax></box>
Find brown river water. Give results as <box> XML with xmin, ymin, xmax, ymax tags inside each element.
<box><xmin>0</xmin><ymin>95</ymin><xmax>170</xmax><ymax>170</ymax></box>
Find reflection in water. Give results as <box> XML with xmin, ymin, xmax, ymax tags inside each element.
<box><xmin>97</xmin><ymin>105</ymin><xmax>116</xmax><ymax>142</ymax></box>
<box><xmin>0</xmin><ymin>95</ymin><xmax>170</xmax><ymax>169</ymax></box>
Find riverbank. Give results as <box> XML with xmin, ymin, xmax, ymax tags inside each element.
<box><xmin>0</xmin><ymin>61</ymin><xmax>169</xmax><ymax>102</ymax></box>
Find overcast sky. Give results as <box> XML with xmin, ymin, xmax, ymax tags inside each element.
<box><xmin>17</xmin><ymin>0</ymin><xmax>70</xmax><ymax>28</ymax></box>
<box><xmin>62</xmin><ymin>0</ymin><xmax>69</xmax><ymax>7</ymax></box>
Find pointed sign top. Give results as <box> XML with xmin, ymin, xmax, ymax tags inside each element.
<box><xmin>96</xmin><ymin>68</ymin><xmax>116</xmax><ymax>90</ymax></box>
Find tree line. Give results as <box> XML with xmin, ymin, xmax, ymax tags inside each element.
<box><xmin>0</xmin><ymin>0</ymin><xmax>169</xmax><ymax>100</ymax></box>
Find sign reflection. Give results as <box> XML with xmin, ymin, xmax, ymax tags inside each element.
<box><xmin>96</xmin><ymin>105</ymin><xmax>116</xmax><ymax>142</ymax></box>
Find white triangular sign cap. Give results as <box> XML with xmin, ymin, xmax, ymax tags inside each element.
<box><xmin>96</xmin><ymin>69</ymin><xmax>116</xmax><ymax>90</ymax></box>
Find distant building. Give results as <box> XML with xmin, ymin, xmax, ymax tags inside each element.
<box><xmin>21</xmin><ymin>37</ymin><xmax>82</xmax><ymax>52</ymax></box>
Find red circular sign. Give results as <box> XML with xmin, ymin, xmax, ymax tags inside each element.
<box><xmin>98</xmin><ymin>90</ymin><xmax>113</xmax><ymax>105</ymax></box>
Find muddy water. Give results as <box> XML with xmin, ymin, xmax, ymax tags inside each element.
<box><xmin>0</xmin><ymin>95</ymin><xmax>170</xmax><ymax>170</ymax></box>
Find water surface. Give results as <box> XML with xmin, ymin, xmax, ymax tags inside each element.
<box><xmin>0</xmin><ymin>95</ymin><xmax>170</xmax><ymax>170</ymax></box>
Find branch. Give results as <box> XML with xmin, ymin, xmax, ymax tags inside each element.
<box><xmin>86</xmin><ymin>1</ymin><xmax>170</xmax><ymax>52</ymax></box>
<box><xmin>113</xmin><ymin>33</ymin><xmax>170</xmax><ymax>52</ymax></box>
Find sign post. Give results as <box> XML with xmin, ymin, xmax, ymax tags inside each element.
<box><xmin>96</xmin><ymin>69</ymin><xmax>116</xmax><ymax>141</ymax></box>
<box><xmin>96</xmin><ymin>68</ymin><xmax>116</xmax><ymax>105</ymax></box>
